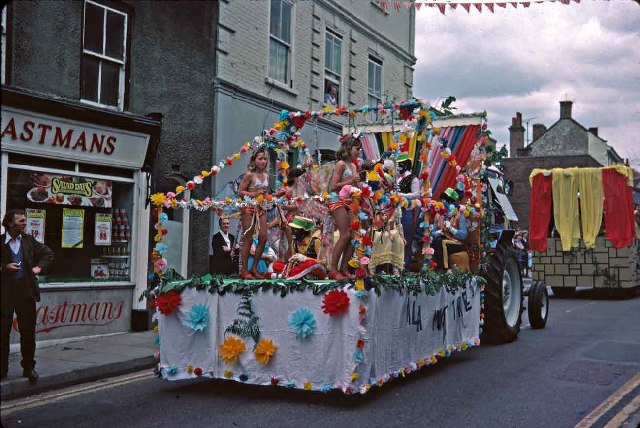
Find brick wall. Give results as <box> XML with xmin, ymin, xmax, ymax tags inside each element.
<box><xmin>532</xmin><ymin>237</ymin><xmax>640</xmax><ymax>289</ymax></box>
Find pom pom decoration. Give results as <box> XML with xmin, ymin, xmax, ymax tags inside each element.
<box><xmin>150</xmin><ymin>290</ymin><xmax>182</xmax><ymax>316</ymax></box>
<box><xmin>254</xmin><ymin>339</ymin><xmax>278</xmax><ymax>365</ymax></box>
<box><xmin>288</xmin><ymin>308</ymin><xmax>317</xmax><ymax>339</ymax></box>
<box><xmin>219</xmin><ymin>335</ymin><xmax>247</xmax><ymax>364</ymax></box>
<box><xmin>182</xmin><ymin>304</ymin><xmax>209</xmax><ymax>331</ymax></box>
<box><xmin>321</xmin><ymin>290</ymin><xmax>350</xmax><ymax>317</ymax></box>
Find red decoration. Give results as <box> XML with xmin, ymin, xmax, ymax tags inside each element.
<box><xmin>187</xmin><ymin>181</ymin><xmax>195</xmax><ymax>190</ymax></box>
<box><xmin>362</xmin><ymin>235</ymin><xmax>372</xmax><ymax>246</ymax></box>
<box><xmin>361</xmin><ymin>186</ymin><xmax>371</xmax><ymax>198</ymax></box>
<box><xmin>293</xmin><ymin>116</ymin><xmax>307</xmax><ymax>130</ymax></box>
<box><xmin>357</xmin><ymin>339</ymin><xmax>365</xmax><ymax>349</ymax></box>
<box><xmin>354</xmin><ymin>267</ymin><xmax>367</xmax><ymax>278</ymax></box>
<box><xmin>321</xmin><ymin>290</ymin><xmax>351</xmax><ymax>317</ymax></box>
<box><xmin>271</xmin><ymin>376</ymin><xmax>280</xmax><ymax>386</ymax></box>
<box><xmin>350</xmin><ymin>221</ymin><xmax>360</xmax><ymax>231</ymax></box>
<box><xmin>150</xmin><ymin>290</ymin><xmax>182</xmax><ymax>316</ymax></box>
<box><xmin>429</xmin><ymin>260</ymin><xmax>438</xmax><ymax>269</ymax></box>
<box><xmin>194</xmin><ymin>367</ymin><xmax>203</xmax><ymax>377</ymax></box>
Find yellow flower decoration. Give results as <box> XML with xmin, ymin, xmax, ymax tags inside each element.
<box><xmin>233</xmin><ymin>153</ymin><xmax>241</xmax><ymax>160</ymax></box>
<box><xmin>219</xmin><ymin>335</ymin><xmax>246</xmax><ymax>364</ymax></box>
<box><xmin>437</xmin><ymin>348</ymin><xmax>446</xmax><ymax>357</ymax></box>
<box><xmin>201</xmin><ymin>170</ymin><xmax>210</xmax><ymax>177</ymax></box>
<box><xmin>225</xmin><ymin>197</ymin><xmax>232</xmax><ymax>203</ymax></box>
<box><xmin>175</xmin><ymin>185</ymin><xmax>185</xmax><ymax>194</ymax></box>
<box><xmin>254</xmin><ymin>338</ymin><xmax>277</xmax><ymax>365</ymax></box>
<box><xmin>279</xmin><ymin>161</ymin><xmax>290</xmax><ymax>170</ymax></box>
<box><xmin>187</xmin><ymin>364</ymin><xmax>194</xmax><ymax>374</ymax></box>
<box><xmin>304</xmin><ymin>381</ymin><xmax>312</xmax><ymax>390</ymax></box>
<box><xmin>432</xmin><ymin>127</ymin><xmax>440</xmax><ymax>135</ymax></box>
<box><xmin>348</xmin><ymin>258</ymin><xmax>360</xmax><ymax>268</ymax></box>
<box><xmin>430</xmin><ymin>355</ymin><xmax>438</xmax><ymax>364</ymax></box>
<box><xmin>355</xmin><ymin>279</ymin><xmax>364</xmax><ymax>291</ymax></box>
<box><xmin>153</xmin><ymin>325</ymin><xmax>159</xmax><ymax>333</ymax></box>
<box><xmin>256</xmin><ymin>194</ymin><xmax>264</xmax><ymax>204</ymax></box>
<box><xmin>461</xmin><ymin>342</ymin><xmax>468</xmax><ymax>351</ymax></box>
<box><xmin>417</xmin><ymin>359</ymin><xmax>426</xmax><ymax>367</ymax></box>
<box><xmin>224</xmin><ymin>369</ymin><xmax>234</xmax><ymax>378</ymax></box>
<box><xmin>150</xmin><ymin>193</ymin><xmax>166</xmax><ymax>207</ymax></box>
<box><xmin>351</xmin><ymin>372</ymin><xmax>359</xmax><ymax>382</ymax></box>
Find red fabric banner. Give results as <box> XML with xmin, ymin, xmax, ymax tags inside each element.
<box><xmin>602</xmin><ymin>168</ymin><xmax>635</xmax><ymax>249</ymax></box>
<box><xmin>529</xmin><ymin>173</ymin><xmax>553</xmax><ymax>252</ymax></box>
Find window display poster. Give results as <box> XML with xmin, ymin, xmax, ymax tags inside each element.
<box><xmin>25</xmin><ymin>208</ymin><xmax>46</xmax><ymax>244</ymax></box>
<box><xmin>62</xmin><ymin>208</ymin><xmax>85</xmax><ymax>248</ymax></box>
<box><xmin>26</xmin><ymin>172</ymin><xmax>112</xmax><ymax>208</ymax></box>
<box><xmin>95</xmin><ymin>213</ymin><xmax>112</xmax><ymax>246</ymax></box>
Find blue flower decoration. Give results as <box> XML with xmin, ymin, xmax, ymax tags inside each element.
<box><xmin>329</xmin><ymin>193</ymin><xmax>339</xmax><ymax>203</ymax></box>
<box><xmin>288</xmin><ymin>308</ymin><xmax>317</xmax><ymax>339</ymax></box>
<box><xmin>154</xmin><ymin>335</ymin><xmax>160</xmax><ymax>344</ymax></box>
<box><xmin>155</xmin><ymin>243</ymin><xmax>167</xmax><ymax>254</ymax></box>
<box><xmin>148</xmin><ymin>272</ymin><xmax>158</xmax><ymax>281</ymax></box>
<box><xmin>320</xmin><ymin>383</ymin><xmax>332</xmax><ymax>393</ymax></box>
<box><xmin>355</xmin><ymin>291</ymin><xmax>367</xmax><ymax>299</ymax></box>
<box><xmin>353</xmin><ymin>349</ymin><xmax>364</xmax><ymax>364</ymax></box>
<box><xmin>183</xmin><ymin>304</ymin><xmax>209</xmax><ymax>332</ymax></box>
<box><xmin>351</xmin><ymin>239</ymin><xmax>360</xmax><ymax>248</ymax></box>
<box><xmin>364</xmin><ymin>247</ymin><xmax>372</xmax><ymax>256</ymax></box>
<box><xmin>358</xmin><ymin>212</ymin><xmax>368</xmax><ymax>221</ymax></box>
<box><xmin>279</xmin><ymin>109</ymin><xmax>289</xmax><ymax>121</ymax></box>
<box><xmin>165</xmin><ymin>365</ymin><xmax>178</xmax><ymax>377</ymax></box>
<box><xmin>159</xmin><ymin>212</ymin><xmax>168</xmax><ymax>224</ymax></box>
<box><xmin>239</xmin><ymin>374</ymin><xmax>249</xmax><ymax>382</ymax></box>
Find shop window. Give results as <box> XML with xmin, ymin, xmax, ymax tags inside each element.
<box><xmin>1</xmin><ymin>5</ymin><xmax>6</xmax><ymax>85</ymax></box>
<box><xmin>6</xmin><ymin>167</ymin><xmax>134</xmax><ymax>284</ymax></box>
<box><xmin>368</xmin><ymin>56</ymin><xmax>383</xmax><ymax>121</ymax></box>
<box><xmin>268</xmin><ymin>0</ymin><xmax>293</xmax><ymax>85</ymax></box>
<box><xmin>81</xmin><ymin>0</ymin><xmax>128</xmax><ymax>110</ymax></box>
<box><xmin>324</xmin><ymin>30</ymin><xmax>341</xmax><ymax>107</ymax></box>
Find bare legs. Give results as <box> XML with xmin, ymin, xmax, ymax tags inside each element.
<box><xmin>240</xmin><ymin>211</ymin><xmax>267</xmax><ymax>279</ymax></box>
<box><xmin>330</xmin><ymin>207</ymin><xmax>353</xmax><ymax>277</ymax></box>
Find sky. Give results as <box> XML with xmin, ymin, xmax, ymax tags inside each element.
<box><xmin>412</xmin><ymin>0</ymin><xmax>640</xmax><ymax>168</ymax></box>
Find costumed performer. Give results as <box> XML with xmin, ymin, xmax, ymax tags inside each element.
<box><xmin>237</xmin><ymin>147</ymin><xmax>270</xmax><ymax>279</ymax></box>
<box><xmin>328</xmin><ymin>136</ymin><xmax>362</xmax><ymax>280</ymax></box>
<box><xmin>396</xmin><ymin>152</ymin><xmax>421</xmax><ymax>270</ymax></box>
<box><xmin>274</xmin><ymin>215</ymin><xmax>327</xmax><ymax>279</ymax></box>
<box><xmin>431</xmin><ymin>188</ymin><xmax>468</xmax><ymax>270</ymax></box>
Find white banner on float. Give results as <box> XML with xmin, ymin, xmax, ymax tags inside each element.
<box><xmin>158</xmin><ymin>280</ymin><xmax>480</xmax><ymax>393</ymax></box>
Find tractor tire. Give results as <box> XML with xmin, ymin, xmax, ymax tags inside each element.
<box><xmin>528</xmin><ymin>281</ymin><xmax>549</xmax><ymax>329</ymax></box>
<box><xmin>551</xmin><ymin>287</ymin><xmax>575</xmax><ymax>298</ymax></box>
<box><xmin>481</xmin><ymin>243</ymin><xmax>524</xmax><ymax>344</ymax></box>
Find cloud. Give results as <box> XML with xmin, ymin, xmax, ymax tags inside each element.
<box><xmin>413</xmin><ymin>1</ymin><xmax>640</xmax><ymax>167</ymax></box>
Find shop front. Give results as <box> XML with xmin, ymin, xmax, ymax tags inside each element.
<box><xmin>1</xmin><ymin>87</ymin><xmax>160</xmax><ymax>344</ymax></box>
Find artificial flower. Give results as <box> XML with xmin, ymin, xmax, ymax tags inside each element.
<box><xmin>353</xmin><ymin>349</ymin><xmax>363</xmax><ymax>364</ymax></box>
<box><xmin>175</xmin><ymin>185</ymin><xmax>185</xmax><ymax>194</ymax></box>
<box><xmin>165</xmin><ymin>365</ymin><xmax>178</xmax><ymax>377</ymax></box>
<box><xmin>153</xmin><ymin>351</ymin><xmax>160</xmax><ymax>359</ymax></box>
<box><xmin>321</xmin><ymin>290</ymin><xmax>350</xmax><ymax>317</ymax></box>
<box><xmin>219</xmin><ymin>335</ymin><xmax>246</xmax><ymax>364</ymax></box>
<box><xmin>254</xmin><ymin>339</ymin><xmax>277</xmax><ymax>365</ymax></box>
<box><xmin>194</xmin><ymin>367</ymin><xmax>203</xmax><ymax>376</ymax></box>
<box><xmin>224</xmin><ymin>369</ymin><xmax>234</xmax><ymax>378</ymax></box>
<box><xmin>187</xmin><ymin>364</ymin><xmax>194</xmax><ymax>374</ymax></box>
<box><xmin>150</xmin><ymin>290</ymin><xmax>182</xmax><ymax>316</ymax></box>
<box><xmin>288</xmin><ymin>308</ymin><xmax>317</xmax><ymax>339</ymax></box>
<box><xmin>183</xmin><ymin>304</ymin><xmax>209</xmax><ymax>331</ymax></box>
<box><xmin>304</xmin><ymin>381</ymin><xmax>312</xmax><ymax>390</ymax></box>
<box><xmin>355</xmin><ymin>279</ymin><xmax>364</xmax><ymax>291</ymax></box>
<box><xmin>320</xmin><ymin>383</ymin><xmax>332</xmax><ymax>393</ymax></box>
<box><xmin>354</xmin><ymin>267</ymin><xmax>367</xmax><ymax>278</ymax></box>
<box><xmin>150</xmin><ymin>193</ymin><xmax>167</xmax><ymax>207</ymax></box>
<box><xmin>351</xmin><ymin>372</ymin><xmax>359</xmax><ymax>382</ymax></box>
<box><xmin>239</xmin><ymin>374</ymin><xmax>248</xmax><ymax>382</ymax></box>
<box><xmin>271</xmin><ymin>377</ymin><xmax>280</xmax><ymax>386</ymax></box>
<box><xmin>357</xmin><ymin>339</ymin><xmax>365</xmax><ymax>349</ymax></box>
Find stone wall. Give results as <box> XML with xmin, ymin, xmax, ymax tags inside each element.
<box><xmin>532</xmin><ymin>237</ymin><xmax>639</xmax><ymax>289</ymax></box>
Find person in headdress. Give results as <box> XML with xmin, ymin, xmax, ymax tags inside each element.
<box><xmin>431</xmin><ymin>188</ymin><xmax>468</xmax><ymax>270</ymax></box>
<box><xmin>396</xmin><ymin>152</ymin><xmax>421</xmax><ymax>269</ymax></box>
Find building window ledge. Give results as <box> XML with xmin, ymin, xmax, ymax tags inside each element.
<box><xmin>265</xmin><ymin>77</ymin><xmax>297</xmax><ymax>97</ymax></box>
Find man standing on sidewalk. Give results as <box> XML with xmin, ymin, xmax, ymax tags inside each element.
<box><xmin>1</xmin><ymin>209</ymin><xmax>54</xmax><ymax>382</ymax></box>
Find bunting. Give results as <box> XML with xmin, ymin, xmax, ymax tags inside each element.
<box><xmin>376</xmin><ymin>0</ymin><xmax>585</xmax><ymax>14</ymax></box>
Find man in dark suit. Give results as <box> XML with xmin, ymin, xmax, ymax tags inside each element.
<box><xmin>210</xmin><ymin>216</ymin><xmax>238</xmax><ymax>275</ymax></box>
<box><xmin>1</xmin><ymin>209</ymin><xmax>54</xmax><ymax>381</ymax></box>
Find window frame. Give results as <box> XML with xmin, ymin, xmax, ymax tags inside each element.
<box><xmin>324</xmin><ymin>28</ymin><xmax>342</xmax><ymax>106</ymax></box>
<box><xmin>80</xmin><ymin>0</ymin><xmax>129</xmax><ymax>111</ymax></box>
<box><xmin>1</xmin><ymin>4</ymin><xmax>8</xmax><ymax>85</ymax></box>
<box><xmin>368</xmin><ymin>55</ymin><xmax>383</xmax><ymax>120</ymax></box>
<box><xmin>268</xmin><ymin>0</ymin><xmax>294</xmax><ymax>87</ymax></box>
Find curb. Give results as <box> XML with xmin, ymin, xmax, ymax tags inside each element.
<box><xmin>0</xmin><ymin>356</ymin><xmax>157</xmax><ymax>401</ymax></box>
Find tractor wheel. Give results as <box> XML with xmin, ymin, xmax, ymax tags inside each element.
<box><xmin>528</xmin><ymin>281</ymin><xmax>549</xmax><ymax>329</ymax></box>
<box><xmin>481</xmin><ymin>243</ymin><xmax>524</xmax><ymax>344</ymax></box>
<box><xmin>551</xmin><ymin>287</ymin><xmax>575</xmax><ymax>298</ymax></box>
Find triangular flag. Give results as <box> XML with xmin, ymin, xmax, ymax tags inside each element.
<box><xmin>450</xmin><ymin>3</ymin><xmax>458</xmax><ymax>10</ymax></box>
<box><xmin>393</xmin><ymin>1</ymin><xmax>401</xmax><ymax>12</ymax></box>
<box><xmin>437</xmin><ymin>3</ymin><xmax>446</xmax><ymax>14</ymax></box>
<box><xmin>461</xmin><ymin>3</ymin><xmax>471</xmax><ymax>12</ymax></box>
<box><xmin>415</xmin><ymin>2</ymin><xmax>422</xmax><ymax>10</ymax></box>
<box><xmin>404</xmin><ymin>1</ymin><xmax>412</xmax><ymax>8</ymax></box>
<box><xmin>510</xmin><ymin>2</ymin><xmax>518</xmax><ymax>8</ymax></box>
<box><xmin>496</xmin><ymin>3</ymin><xmax>507</xmax><ymax>8</ymax></box>
<box><xmin>572</xmin><ymin>0</ymin><xmax>581</xmax><ymax>3</ymax></box>
<box><xmin>474</xmin><ymin>3</ymin><xmax>483</xmax><ymax>12</ymax></box>
<box><xmin>486</xmin><ymin>3</ymin><xmax>494</xmax><ymax>12</ymax></box>
<box><xmin>379</xmin><ymin>1</ymin><xmax>388</xmax><ymax>13</ymax></box>
<box><xmin>523</xmin><ymin>2</ymin><xmax>531</xmax><ymax>7</ymax></box>
<box><xmin>560</xmin><ymin>0</ymin><xmax>570</xmax><ymax>4</ymax></box>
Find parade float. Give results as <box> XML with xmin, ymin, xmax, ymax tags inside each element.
<box><xmin>146</xmin><ymin>99</ymin><xmax>546</xmax><ymax>394</ymax></box>
<box><xmin>529</xmin><ymin>165</ymin><xmax>639</xmax><ymax>299</ymax></box>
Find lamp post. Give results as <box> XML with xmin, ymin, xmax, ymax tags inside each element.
<box><xmin>524</xmin><ymin>116</ymin><xmax>539</xmax><ymax>147</ymax></box>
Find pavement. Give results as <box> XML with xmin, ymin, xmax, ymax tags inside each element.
<box><xmin>0</xmin><ymin>330</ymin><xmax>158</xmax><ymax>401</ymax></box>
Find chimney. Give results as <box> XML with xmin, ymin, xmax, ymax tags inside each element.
<box><xmin>509</xmin><ymin>112</ymin><xmax>525</xmax><ymax>157</ymax></box>
<box><xmin>588</xmin><ymin>127</ymin><xmax>599</xmax><ymax>137</ymax></box>
<box><xmin>560</xmin><ymin>100</ymin><xmax>573</xmax><ymax>119</ymax></box>
<box><xmin>532</xmin><ymin>124</ymin><xmax>547</xmax><ymax>141</ymax></box>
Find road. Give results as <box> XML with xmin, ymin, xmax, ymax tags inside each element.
<box><xmin>2</xmin><ymin>291</ymin><xmax>639</xmax><ymax>428</ymax></box>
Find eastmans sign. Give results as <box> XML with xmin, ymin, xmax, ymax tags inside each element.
<box><xmin>1</xmin><ymin>107</ymin><xmax>150</xmax><ymax>169</ymax></box>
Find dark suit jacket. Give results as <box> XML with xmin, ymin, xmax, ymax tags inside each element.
<box><xmin>210</xmin><ymin>231</ymin><xmax>237</xmax><ymax>275</ymax></box>
<box><xmin>1</xmin><ymin>232</ymin><xmax>54</xmax><ymax>303</ymax></box>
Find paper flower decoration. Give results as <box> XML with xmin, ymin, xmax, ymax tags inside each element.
<box><xmin>164</xmin><ymin>365</ymin><xmax>178</xmax><ymax>377</ymax></box>
<box><xmin>254</xmin><ymin>339</ymin><xmax>277</xmax><ymax>365</ymax></box>
<box><xmin>304</xmin><ymin>381</ymin><xmax>312</xmax><ymax>390</ymax></box>
<box><xmin>150</xmin><ymin>290</ymin><xmax>182</xmax><ymax>316</ymax></box>
<box><xmin>288</xmin><ymin>308</ymin><xmax>317</xmax><ymax>339</ymax></box>
<box><xmin>320</xmin><ymin>383</ymin><xmax>332</xmax><ymax>393</ymax></box>
<box><xmin>224</xmin><ymin>370</ymin><xmax>234</xmax><ymax>378</ymax></box>
<box><xmin>219</xmin><ymin>335</ymin><xmax>247</xmax><ymax>364</ymax></box>
<box><xmin>150</xmin><ymin>193</ymin><xmax>167</xmax><ymax>207</ymax></box>
<box><xmin>321</xmin><ymin>290</ymin><xmax>350</xmax><ymax>317</ymax></box>
<box><xmin>194</xmin><ymin>367</ymin><xmax>203</xmax><ymax>377</ymax></box>
<box><xmin>183</xmin><ymin>304</ymin><xmax>209</xmax><ymax>331</ymax></box>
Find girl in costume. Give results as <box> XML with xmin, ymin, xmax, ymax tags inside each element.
<box><xmin>328</xmin><ymin>136</ymin><xmax>362</xmax><ymax>280</ymax></box>
<box><xmin>237</xmin><ymin>147</ymin><xmax>270</xmax><ymax>279</ymax></box>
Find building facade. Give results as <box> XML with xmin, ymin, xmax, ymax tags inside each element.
<box><xmin>503</xmin><ymin>101</ymin><xmax>625</xmax><ymax>228</ymax></box>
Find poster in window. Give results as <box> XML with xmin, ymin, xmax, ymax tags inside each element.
<box><xmin>95</xmin><ymin>213</ymin><xmax>112</xmax><ymax>246</ymax></box>
<box><xmin>26</xmin><ymin>172</ymin><xmax>112</xmax><ymax>208</ymax></box>
<box><xmin>62</xmin><ymin>208</ymin><xmax>85</xmax><ymax>248</ymax></box>
<box><xmin>25</xmin><ymin>208</ymin><xmax>46</xmax><ymax>244</ymax></box>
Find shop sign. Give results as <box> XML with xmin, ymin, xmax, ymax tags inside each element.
<box><xmin>25</xmin><ymin>208</ymin><xmax>46</xmax><ymax>244</ymax></box>
<box><xmin>27</xmin><ymin>171</ymin><xmax>112</xmax><ymax>208</ymax></box>
<box><xmin>95</xmin><ymin>213</ymin><xmax>112</xmax><ymax>245</ymax></box>
<box><xmin>1</xmin><ymin>107</ymin><xmax>150</xmax><ymax>169</ymax></box>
